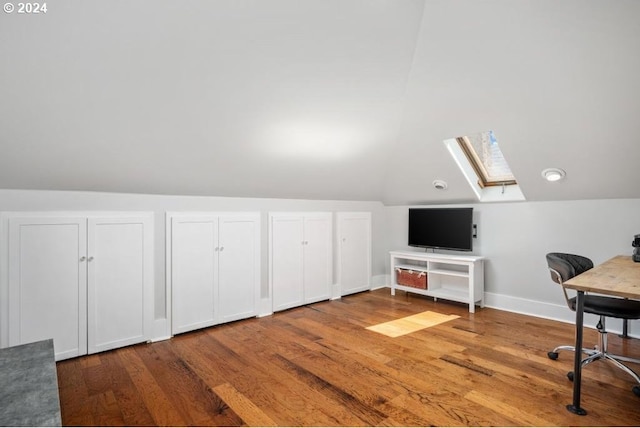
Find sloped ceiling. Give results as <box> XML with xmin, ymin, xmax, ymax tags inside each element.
<box><xmin>1</xmin><ymin>0</ymin><xmax>639</xmax><ymax>205</ymax></box>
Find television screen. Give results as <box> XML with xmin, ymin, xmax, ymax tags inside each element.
<box><xmin>408</xmin><ymin>208</ymin><xmax>473</xmax><ymax>251</ymax></box>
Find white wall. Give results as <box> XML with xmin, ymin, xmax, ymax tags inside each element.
<box><xmin>385</xmin><ymin>199</ymin><xmax>640</xmax><ymax>335</ymax></box>
<box><xmin>0</xmin><ymin>189</ymin><xmax>387</xmax><ymax>338</ymax></box>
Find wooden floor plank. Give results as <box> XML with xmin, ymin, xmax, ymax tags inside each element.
<box><xmin>88</xmin><ymin>390</ymin><xmax>125</xmax><ymax>426</ymax></box>
<box><xmin>213</xmin><ymin>325</ymin><xmax>371</xmax><ymax>426</ymax></box>
<box><xmin>464</xmin><ymin>389</ymin><xmax>555</xmax><ymax>426</ymax></box>
<box><xmin>56</xmin><ymin>359</ymin><xmax>96</xmax><ymax>426</ymax></box>
<box><xmin>117</xmin><ymin>346</ymin><xmax>188</xmax><ymax>427</ymax></box>
<box><xmin>182</xmin><ymin>331</ymin><xmax>340</xmax><ymax>426</ymax></box>
<box><xmin>57</xmin><ymin>289</ymin><xmax>640</xmax><ymax>426</ymax></box>
<box><xmin>136</xmin><ymin>340</ymin><xmax>244</xmax><ymax>426</ymax></box>
<box><xmin>212</xmin><ymin>383</ymin><xmax>277</xmax><ymax>427</ymax></box>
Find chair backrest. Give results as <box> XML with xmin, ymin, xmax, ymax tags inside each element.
<box><xmin>546</xmin><ymin>253</ymin><xmax>593</xmax><ymax>284</ymax></box>
<box><xmin>546</xmin><ymin>252</ymin><xmax>593</xmax><ymax>308</ymax></box>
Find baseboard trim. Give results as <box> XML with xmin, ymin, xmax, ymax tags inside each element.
<box><xmin>156</xmin><ymin>286</ymin><xmax>640</xmax><ymax>340</ymax></box>
<box><xmin>258</xmin><ymin>297</ymin><xmax>273</xmax><ymax>318</ymax></box>
<box><xmin>483</xmin><ymin>292</ymin><xmax>640</xmax><ymax>338</ymax></box>
<box><xmin>152</xmin><ymin>318</ymin><xmax>171</xmax><ymax>342</ymax></box>
<box><xmin>371</xmin><ymin>274</ymin><xmax>389</xmax><ymax>290</ymax></box>
<box><xmin>379</xmin><ymin>286</ymin><xmax>639</xmax><ymax>339</ymax></box>
<box><xmin>483</xmin><ymin>292</ymin><xmax>575</xmax><ymax>324</ymax></box>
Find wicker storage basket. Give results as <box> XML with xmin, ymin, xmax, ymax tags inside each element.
<box><xmin>396</xmin><ymin>268</ymin><xmax>427</xmax><ymax>289</ymax></box>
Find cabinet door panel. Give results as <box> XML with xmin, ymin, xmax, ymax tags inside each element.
<box><xmin>303</xmin><ymin>216</ymin><xmax>332</xmax><ymax>303</ymax></box>
<box><xmin>171</xmin><ymin>217</ymin><xmax>217</xmax><ymax>334</ymax></box>
<box><xmin>88</xmin><ymin>217</ymin><xmax>151</xmax><ymax>354</ymax></box>
<box><xmin>338</xmin><ymin>213</ymin><xmax>371</xmax><ymax>296</ymax></box>
<box><xmin>218</xmin><ymin>216</ymin><xmax>259</xmax><ymax>323</ymax></box>
<box><xmin>271</xmin><ymin>217</ymin><xmax>304</xmax><ymax>311</ymax></box>
<box><xmin>8</xmin><ymin>218</ymin><xmax>87</xmax><ymax>360</ymax></box>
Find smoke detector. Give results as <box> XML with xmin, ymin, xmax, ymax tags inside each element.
<box><xmin>433</xmin><ymin>179</ymin><xmax>448</xmax><ymax>190</ymax></box>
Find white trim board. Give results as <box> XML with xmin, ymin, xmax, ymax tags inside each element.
<box><xmin>483</xmin><ymin>292</ymin><xmax>640</xmax><ymax>339</ymax></box>
<box><xmin>378</xmin><ymin>286</ymin><xmax>640</xmax><ymax>339</ymax></box>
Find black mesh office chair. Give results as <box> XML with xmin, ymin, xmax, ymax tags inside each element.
<box><xmin>545</xmin><ymin>252</ymin><xmax>640</xmax><ymax>397</ymax></box>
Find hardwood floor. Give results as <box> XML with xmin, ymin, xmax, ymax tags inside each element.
<box><xmin>57</xmin><ymin>289</ymin><xmax>640</xmax><ymax>426</ymax></box>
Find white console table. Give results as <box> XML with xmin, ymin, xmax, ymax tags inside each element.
<box><xmin>390</xmin><ymin>251</ymin><xmax>485</xmax><ymax>313</ymax></box>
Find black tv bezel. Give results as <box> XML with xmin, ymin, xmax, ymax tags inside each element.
<box><xmin>408</xmin><ymin>207</ymin><xmax>474</xmax><ymax>252</ymax></box>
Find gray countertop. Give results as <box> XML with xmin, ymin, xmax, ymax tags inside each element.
<box><xmin>0</xmin><ymin>339</ymin><xmax>62</xmax><ymax>427</ymax></box>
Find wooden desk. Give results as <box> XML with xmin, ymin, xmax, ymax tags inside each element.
<box><xmin>563</xmin><ymin>255</ymin><xmax>640</xmax><ymax>415</ymax></box>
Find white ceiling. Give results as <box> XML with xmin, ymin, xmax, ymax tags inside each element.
<box><xmin>1</xmin><ymin>0</ymin><xmax>639</xmax><ymax>205</ymax></box>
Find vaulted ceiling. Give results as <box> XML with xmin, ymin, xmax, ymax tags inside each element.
<box><xmin>1</xmin><ymin>0</ymin><xmax>639</xmax><ymax>205</ymax></box>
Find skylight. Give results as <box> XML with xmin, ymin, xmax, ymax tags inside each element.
<box><xmin>456</xmin><ymin>130</ymin><xmax>516</xmax><ymax>188</ymax></box>
<box><xmin>444</xmin><ymin>130</ymin><xmax>525</xmax><ymax>202</ymax></box>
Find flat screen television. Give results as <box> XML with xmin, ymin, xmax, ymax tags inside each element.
<box><xmin>408</xmin><ymin>208</ymin><xmax>473</xmax><ymax>251</ymax></box>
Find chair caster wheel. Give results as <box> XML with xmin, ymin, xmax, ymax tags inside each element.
<box><xmin>633</xmin><ymin>385</ymin><xmax>640</xmax><ymax>397</ymax></box>
<box><xmin>548</xmin><ymin>351</ymin><xmax>559</xmax><ymax>360</ymax></box>
<box><xmin>567</xmin><ymin>371</ymin><xmax>574</xmax><ymax>382</ymax></box>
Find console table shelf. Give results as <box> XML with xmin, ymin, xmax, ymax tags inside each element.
<box><xmin>390</xmin><ymin>251</ymin><xmax>485</xmax><ymax>313</ymax></box>
<box><xmin>395</xmin><ymin>263</ymin><xmax>428</xmax><ymax>272</ymax></box>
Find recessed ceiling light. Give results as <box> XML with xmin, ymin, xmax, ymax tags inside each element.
<box><xmin>433</xmin><ymin>179</ymin><xmax>448</xmax><ymax>190</ymax></box>
<box><xmin>541</xmin><ymin>168</ymin><xmax>566</xmax><ymax>182</ymax></box>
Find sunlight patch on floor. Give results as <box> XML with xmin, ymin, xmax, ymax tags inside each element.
<box><xmin>366</xmin><ymin>311</ymin><xmax>459</xmax><ymax>338</ymax></box>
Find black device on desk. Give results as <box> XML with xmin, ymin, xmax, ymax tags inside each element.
<box><xmin>633</xmin><ymin>234</ymin><xmax>640</xmax><ymax>262</ymax></box>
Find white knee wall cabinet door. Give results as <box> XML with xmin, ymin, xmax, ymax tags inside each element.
<box><xmin>269</xmin><ymin>212</ymin><xmax>332</xmax><ymax>312</ymax></box>
<box><xmin>87</xmin><ymin>217</ymin><xmax>154</xmax><ymax>355</ymax></box>
<box><xmin>337</xmin><ymin>212</ymin><xmax>371</xmax><ymax>296</ymax></box>
<box><xmin>168</xmin><ymin>213</ymin><xmax>260</xmax><ymax>335</ymax></box>
<box><xmin>1</xmin><ymin>213</ymin><xmax>154</xmax><ymax>361</ymax></box>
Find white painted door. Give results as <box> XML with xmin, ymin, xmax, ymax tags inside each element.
<box><xmin>271</xmin><ymin>215</ymin><xmax>304</xmax><ymax>311</ymax></box>
<box><xmin>171</xmin><ymin>216</ymin><xmax>218</xmax><ymax>334</ymax></box>
<box><xmin>87</xmin><ymin>216</ymin><xmax>152</xmax><ymax>354</ymax></box>
<box><xmin>218</xmin><ymin>215</ymin><xmax>260</xmax><ymax>323</ymax></box>
<box><xmin>337</xmin><ymin>212</ymin><xmax>371</xmax><ymax>296</ymax></box>
<box><xmin>302</xmin><ymin>214</ymin><xmax>332</xmax><ymax>303</ymax></box>
<box><xmin>8</xmin><ymin>217</ymin><xmax>87</xmax><ymax>360</ymax></box>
